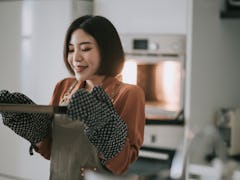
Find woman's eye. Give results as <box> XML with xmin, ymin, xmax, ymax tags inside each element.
<box><xmin>68</xmin><ymin>49</ymin><xmax>74</xmax><ymax>53</ymax></box>
<box><xmin>81</xmin><ymin>48</ymin><xmax>91</xmax><ymax>52</ymax></box>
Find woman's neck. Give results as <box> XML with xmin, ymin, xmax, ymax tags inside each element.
<box><xmin>85</xmin><ymin>75</ymin><xmax>107</xmax><ymax>92</ymax></box>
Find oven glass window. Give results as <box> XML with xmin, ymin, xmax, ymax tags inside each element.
<box><xmin>121</xmin><ymin>59</ymin><xmax>184</xmax><ymax>120</ymax></box>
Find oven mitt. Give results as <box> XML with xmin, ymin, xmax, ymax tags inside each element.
<box><xmin>67</xmin><ymin>86</ymin><xmax>127</xmax><ymax>164</ymax></box>
<box><xmin>0</xmin><ymin>90</ymin><xmax>52</xmax><ymax>155</ymax></box>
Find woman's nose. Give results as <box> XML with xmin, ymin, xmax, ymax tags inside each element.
<box><xmin>73</xmin><ymin>50</ymin><xmax>83</xmax><ymax>62</ymax></box>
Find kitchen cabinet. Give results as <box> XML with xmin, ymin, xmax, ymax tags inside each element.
<box><xmin>220</xmin><ymin>0</ymin><xmax>240</xmax><ymax>19</ymax></box>
<box><xmin>220</xmin><ymin>10</ymin><xmax>240</xmax><ymax>18</ymax></box>
<box><xmin>188</xmin><ymin>163</ymin><xmax>240</xmax><ymax>180</ymax></box>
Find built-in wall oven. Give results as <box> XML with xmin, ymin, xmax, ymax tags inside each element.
<box><xmin>120</xmin><ymin>34</ymin><xmax>186</xmax><ymax>161</ymax></box>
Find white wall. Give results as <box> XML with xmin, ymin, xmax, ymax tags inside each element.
<box><xmin>21</xmin><ymin>0</ymin><xmax>93</xmax><ymax>104</ymax></box>
<box><xmin>94</xmin><ymin>0</ymin><xmax>187</xmax><ymax>34</ymax></box>
<box><xmin>0</xmin><ymin>1</ymin><xmax>22</xmax><ymax>92</ymax></box>
<box><xmin>20</xmin><ymin>1</ymin><xmax>71</xmax><ymax>104</ymax></box>
<box><xmin>0</xmin><ymin>2</ymin><xmax>43</xmax><ymax>180</ymax></box>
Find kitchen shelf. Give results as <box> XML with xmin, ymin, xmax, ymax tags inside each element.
<box><xmin>220</xmin><ymin>10</ymin><xmax>240</xmax><ymax>18</ymax></box>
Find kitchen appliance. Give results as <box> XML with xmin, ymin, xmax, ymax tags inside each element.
<box><xmin>217</xmin><ymin>107</ymin><xmax>240</xmax><ymax>156</ymax></box>
<box><xmin>120</xmin><ymin>33</ymin><xmax>186</xmax><ymax>121</ymax></box>
<box><xmin>228</xmin><ymin>0</ymin><xmax>240</xmax><ymax>6</ymax></box>
<box><xmin>120</xmin><ymin>34</ymin><xmax>186</xmax><ymax>160</ymax></box>
<box><xmin>226</xmin><ymin>0</ymin><xmax>240</xmax><ymax>10</ymax></box>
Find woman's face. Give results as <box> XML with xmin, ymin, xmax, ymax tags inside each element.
<box><xmin>68</xmin><ymin>29</ymin><xmax>101</xmax><ymax>81</ymax></box>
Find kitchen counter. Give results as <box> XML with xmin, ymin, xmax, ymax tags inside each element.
<box><xmin>188</xmin><ymin>160</ymin><xmax>240</xmax><ymax>180</ymax></box>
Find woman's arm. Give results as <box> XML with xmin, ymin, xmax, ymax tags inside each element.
<box><xmin>34</xmin><ymin>80</ymin><xmax>63</xmax><ymax>159</ymax></box>
<box><xmin>104</xmin><ymin>85</ymin><xmax>145</xmax><ymax>175</ymax></box>
<box><xmin>35</xmin><ymin>134</ymin><xmax>52</xmax><ymax>160</ymax></box>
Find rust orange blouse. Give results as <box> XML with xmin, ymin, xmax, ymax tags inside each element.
<box><xmin>49</xmin><ymin>76</ymin><xmax>146</xmax><ymax>175</ymax></box>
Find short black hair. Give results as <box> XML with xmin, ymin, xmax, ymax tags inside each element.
<box><xmin>63</xmin><ymin>15</ymin><xmax>125</xmax><ymax>77</ymax></box>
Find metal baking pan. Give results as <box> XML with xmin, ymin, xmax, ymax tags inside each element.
<box><xmin>0</xmin><ymin>104</ymin><xmax>67</xmax><ymax>114</ymax></box>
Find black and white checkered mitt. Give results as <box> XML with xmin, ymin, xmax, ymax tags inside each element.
<box><xmin>0</xmin><ymin>90</ymin><xmax>52</xmax><ymax>155</ymax></box>
<box><xmin>67</xmin><ymin>86</ymin><xmax>127</xmax><ymax>163</ymax></box>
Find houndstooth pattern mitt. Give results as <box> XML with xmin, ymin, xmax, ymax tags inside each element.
<box><xmin>0</xmin><ymin>90</ymin><xmax>52</xmax><ymax>154</ymax></box>
<box><xmin>67</xmin><ymin>86</ymin><xmax>127</xmax><ymax>164</ymax></box>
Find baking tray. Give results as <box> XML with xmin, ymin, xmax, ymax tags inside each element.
<box><xmin>0</xmin><ymin>104</ymin><xmax>67</xmax><ymax>114</ymax></box>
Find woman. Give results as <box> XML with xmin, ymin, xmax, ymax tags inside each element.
<box><xmin>35</xmin><ymin>15</ymin><xmax>146</xmax><ymax>175</ymax></box>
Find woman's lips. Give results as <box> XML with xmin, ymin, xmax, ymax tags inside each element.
<box><xmin>74</xmin><ymin>65</ymin><xmax>87</xmax><ymax>72</ymax></box>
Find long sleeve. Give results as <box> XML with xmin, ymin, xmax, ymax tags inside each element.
<box><xmin>104</xmin><ymin>84</ymin><xmax>146</xmax><ymax>175</ymax></box>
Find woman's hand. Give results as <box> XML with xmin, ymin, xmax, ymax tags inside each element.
<box><xmin>35</xmin><ymin>135</ymin><xmax>52</xmax><ymax>160</ymax></box>
<box><xmin>0</xmin><ymin>90</ymin><xmax>53</xmax><ymax>153</ymax></box>
<box><xmin>67</xmin><ymin>86</ymin><xmax>127</xmax><ymax>163</ymax></box>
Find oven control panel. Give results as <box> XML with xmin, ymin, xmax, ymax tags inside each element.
<box><xmin>120</xmin><ymin>33</ymin><xmax>186</xmax><ymax>55</ymax></box>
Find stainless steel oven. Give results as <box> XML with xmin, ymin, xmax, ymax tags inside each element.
<box><xmin>120</xmin><ymin>34</ymin><xmax>186</xmax><ymax>120</ymax></box>
<box><xmin>120</xmin><ymin>34</ymin><xmax>186</xmax><ymax>160</ymax></box>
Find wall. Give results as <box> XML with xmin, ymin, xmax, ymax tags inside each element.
<box><xmin>21</xmin><ymin>0</ymin><xmax>93</xmax><ymax>104</ymax></box>
<box><xmin>0</xmin><ymin>1</ymin><xmax>22</xmax><ymax>92</ymax></box>
<box><xmin>94</xmin><ymin>0</ymin><xmax>187</xmax><ymax>34</ymax></box>
<box><xmin>0</xmin><ymin>2</ymin><xmax>42</xmax><ymax>179</ymax></box>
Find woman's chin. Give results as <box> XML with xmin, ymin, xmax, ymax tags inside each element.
<box><xmin>75</xmin><ymin>74</ymin><xmax>85</xmax><ymax>82</ymax></box>
<box><xmin>75</xmin><ymin>74</ymin><xmax>81</xmax><ymax>81</ymax></box>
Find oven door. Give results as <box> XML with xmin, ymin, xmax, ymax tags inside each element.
<box><xmin>122</xmin><ymin>54</ymin><xmax>185</xmax><ymax>121</ymax></box>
